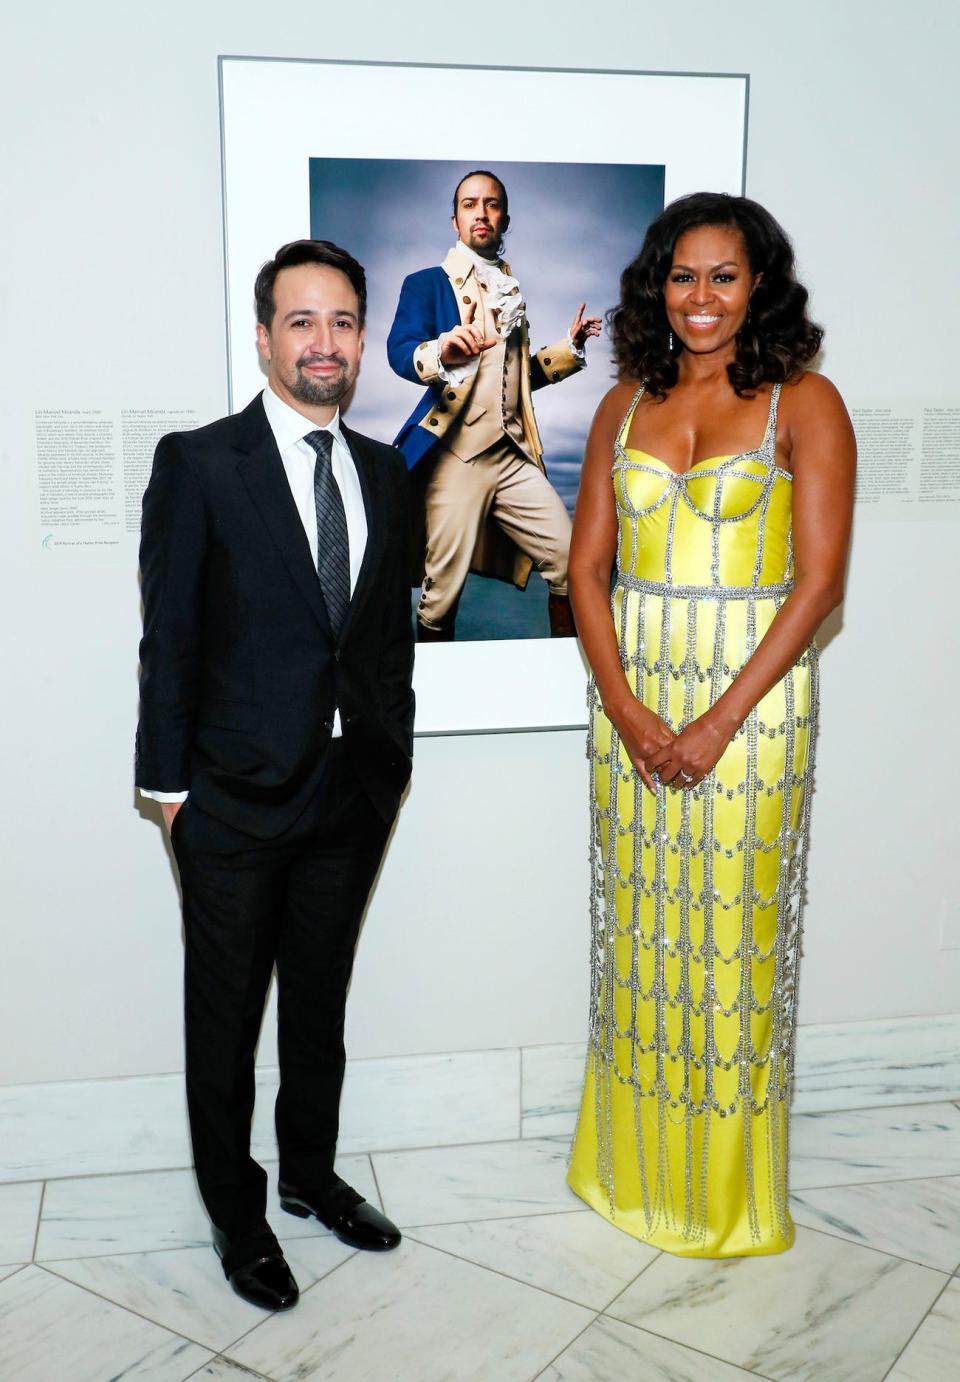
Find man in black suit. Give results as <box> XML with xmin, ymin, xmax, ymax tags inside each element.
<box><xmin>136</xmin><ymin>240</ymin><xmax>414</xmax><ymax>1311</ymax></box>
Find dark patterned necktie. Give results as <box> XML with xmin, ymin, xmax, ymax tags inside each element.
<box><xmin>304</xmin><ymin>429</ymin><xmax>350</xmax><ymax>636</ymax></box>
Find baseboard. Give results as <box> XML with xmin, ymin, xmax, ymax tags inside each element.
<box><xmin>2</xmin><ymin>1013</ymin><xmax>958</xmax><ymax>1183</ymax></box>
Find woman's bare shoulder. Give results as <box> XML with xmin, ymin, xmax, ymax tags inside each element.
<box><xmin>592</xmin><ymin>379</ymin><xmax>642</xmax><ymax>429</ymax></box>
<box><xmin>781</xmin><ymin>369</ymin><xmax>848</xmax><ymax>419</ymax></box>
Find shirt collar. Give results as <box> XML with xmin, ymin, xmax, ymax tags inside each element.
<box><xmin>454</xmin><ymin>239</ymin><xmax>506</xmax><ymax>272</ymax></box>
<box><xmin>262</xmin><ymin>383</ymin><xmax>343</xmax><ymax>453</ymax></box>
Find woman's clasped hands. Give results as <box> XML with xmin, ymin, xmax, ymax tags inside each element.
<box><xmin>613</xmin><ymin>696</ymin><xmax>734</xmax><ymax>792</ymax></box>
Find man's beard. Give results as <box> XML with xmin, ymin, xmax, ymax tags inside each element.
<box><xmin>466</xmin><ymin>227</ymin><xmax>500</xmax><ymax>258</ymax></box>
<box><xmin>286</xmin><ymin>354</ymin><xmax>354</xmax><ymax>406</ymax></box>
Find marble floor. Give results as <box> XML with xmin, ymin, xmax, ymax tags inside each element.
<box><xmin>1</xmin><ymin>1102</ymin><xmax>959</xmax><ymax>1381</ymax></box>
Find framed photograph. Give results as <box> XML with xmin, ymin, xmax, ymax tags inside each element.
<box><xmin>219</xmin><ymin>58</ymin><xmax>748</xmax><ymax>734</ymax></box>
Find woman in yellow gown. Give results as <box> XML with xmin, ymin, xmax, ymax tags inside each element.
<box><xmin>567</xmin><ymin>193</ymin><xmax>856</xmax><ymax>1257</ymax></box>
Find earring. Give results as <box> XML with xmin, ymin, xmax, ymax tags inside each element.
<box><xmin>668</xmin><ymin>329</ymin><xmax>674</xmax><ymax>352</ymax></box>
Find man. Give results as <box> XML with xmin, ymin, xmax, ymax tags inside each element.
<box><xmin>136</xmin><ymin>240</ymin><xmax>414</xmax><ymax>1311</ymax></box>
<box><xmin>387</xmin><ymin>169</ymin><xmax>601</xmax><ymax>640</ymax></box>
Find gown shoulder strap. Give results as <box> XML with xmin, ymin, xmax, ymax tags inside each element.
<box><xmin>617</xmin><ymin>383</ymin><xmax>647</xmax><ymax>450</ymax></box>
<box><xmin>760</xmin><ymin>382</ymin><xmax>783</xmax><ymax>456</ymax></box>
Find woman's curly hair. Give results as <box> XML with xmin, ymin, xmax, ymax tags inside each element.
<box><xmin>610</xmin><ymin>192</ymin><xmax>823</xmax><ymax>398</ymax></box>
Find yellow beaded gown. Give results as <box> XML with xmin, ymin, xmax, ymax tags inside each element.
<box><xmin>568</xmin><ymin>382</ymin><xmax>816</xmax><ymax>1257</ymax></box>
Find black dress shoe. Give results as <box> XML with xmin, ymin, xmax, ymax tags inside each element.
<box><xmin>212</xmin><ymin>1225</ymin><xmax>299</xmax><ymax>1311</ymax></box>
<box><xmin>279</xmin><ymin>1180</ymin><xmax>401</xmax><ymax>1251</ymax></box>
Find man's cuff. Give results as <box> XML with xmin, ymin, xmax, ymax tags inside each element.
<box><xmin>140</xmin><ymin>788</ymin><xmax>189</xmax><ymax>803</ymax></box>
<box><xmin>535</xmin><ymin>337</ymin><xmax>582</xmax><ymax>383</ymax></box>
<box><xmin>412</xmin><ymin>338</ymin><xmax>442</xmax><ymax>383</ymax></box>
<box><xmin>436</xmin><ymin>333</ymin><xmax>480</xmax><ymax>387</ymax></box>
<box><xmin>567</xmin><ymin>332</ymin><xmax>587</xmax><ymax>364</ymax></box>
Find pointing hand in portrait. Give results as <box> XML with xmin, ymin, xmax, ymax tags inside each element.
<box><xmin>569</xmin><ymin>302</ymin><xmax>602</xmax><ymax>350</ymax></box>
<box><xmin>439</xmin><ymin>301</ymin><xmax>498</xmax><ymax>367</ymax></box>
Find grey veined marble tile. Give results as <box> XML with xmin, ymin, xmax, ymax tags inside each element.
<box><xmin>0</xmin><ymin>1073</ymin><xmax>193</xmax><ymax>1182</ymax></box>
<box><xmin>541</xmin><ymin>1315</ymin><xmax>757</xmax><ymax>1382</ymax></box>
<box><xmin>0</xmin><ymin>1265</ymin><xmax>210</xmax><ymax>1382</ymax></box>
<box><xmin>36</xmin><ymin>1167</ymin><xmax>210</xmax><ymax>1262</ymax></box>
<box><xmin>35</xmin><ymin>1154</ymin><xmax>377</xmax><ymax>1261</ymax></box>
<box><xmin>372</xmin><ymin>1137</ymin><xmax>581</xmax><ymax>1227</ymax></box>
<box><xmin>521</xmin><ymin>1042</ymin><xmax>585</xmax><ymax>1139</ymax></box>
<box><xmin>46</xmin><ymin>1235</ymin><xmax>355</xmax><ymax>1353</ymax></box>
<box><xmin>790</xmin><ymin>1102</ymin><xmax>960</xmax><ymax>1190</ymax></box>
<box><xmin>191</xmin><ymin>1362</ymin><xmax>268</xmax><ymax>1382</ymax></box>
<box><xmin>791</xmin><ymin>1175</ymin><xmax>960</xmax><ymax>1271</ymax></box>
<box><xmin>227</xmin><ymin>1236</ymin><xmax>593</xmax><ymax>1382</ymax></box>
<box><xmin>0</xmin><ymin>1180</ymin><xmax>43</xmax><ymax>1265</ymax></box>
<box><xmin>888</xmin><ymin>1277</ymin><xmax>960</xmax><ymax>1380</ymax></box>
<box><xmin>251</xmin><ymin>1049</ymin><xmax>522</xmax><ymax>1160</ymax></box>
<box><xmin>409</xmin><ymin>1208</ymin><xmax>657</xmax><ymax>1309</ymax></box>
<box><xmin>792</xmin><ymin>1013</ymin><xmax>960</xmax><ymax>1114</ymax></box>
<box><xmin>607</xmin><ymin>1225</ymin><xmax>947</xmax><ymax>1382</ymax></box>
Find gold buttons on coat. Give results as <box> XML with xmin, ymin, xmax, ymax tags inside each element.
<box><xmin>462</xmin><ymin>296</ymin><xmax>472</xmax><ymax>305</ymax></box>
<box><xmin>416</xmin><ymin>361</ymin><xmax>424</xmax><ymax>373</ymax></box>
<box><xmin>455</xmin><ymin>276</ymin><xmax>464</xmax><ymax>286</ymax></box>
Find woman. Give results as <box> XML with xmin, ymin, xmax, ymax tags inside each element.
<box><xmin>566</xmin><ymin>192</ymin><xmax>855</xmax><ymax>1257</ymax></box>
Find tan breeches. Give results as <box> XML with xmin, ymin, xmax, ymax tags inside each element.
<box><xmin>418</xmin><ymin>439</ymin><xmax>572</xmax><ymax>629</ymax></box>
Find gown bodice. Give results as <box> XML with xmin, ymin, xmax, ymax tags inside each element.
<box><xmin>613</xmin><ymin>382</ymin><xmax>793</xmax><ymax>593</ymax></box>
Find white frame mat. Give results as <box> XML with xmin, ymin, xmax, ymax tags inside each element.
<box><xmin>219</xmin><ymin>58</ymin><xmax>749</xmax><ymax>735</ymax></box>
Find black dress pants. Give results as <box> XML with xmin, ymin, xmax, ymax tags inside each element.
<box><xmin>170</xmin><ymin>744</ymin><xmax>391</xmax><ymax>1237</ymax></box>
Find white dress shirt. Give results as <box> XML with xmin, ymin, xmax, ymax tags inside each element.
<box><xmin>140</xmin><ymin>384</ymin><xmax>368</xmax><ymax>802</ymax></box>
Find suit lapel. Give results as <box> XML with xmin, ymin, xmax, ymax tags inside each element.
<box><xmin>233</xmin><ymin>398</ymin><xmax>332</xmax><ymax>636</ymax></box>
<box><xmin>339</xmin><ymin>423</ymin><xmax>384</xmax><ymax>639</ymax></box>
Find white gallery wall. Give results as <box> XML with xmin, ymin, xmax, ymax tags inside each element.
<box><xmin>1</xmin><ymin>0</ymin><xmax>957</xmax><ymax>1089</ymax></box>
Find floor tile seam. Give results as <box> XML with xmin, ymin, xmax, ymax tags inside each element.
<box><xmin>220</xmin><ymin>1250</ymin><xmax>360</xmax><ymax>1362</ymax></box>
<box><xmin>791</xmin><ymin>1167</ymin><xmax>960</xmax><ymax>1193</ymax></box>
<box><xmin>597</xmin><ymin>1248</ymin><xmax>662</xmax><ymax>1318</ymax></box>
<box><xmin>597</xmin><ymin>1312</ymin><xmax>777</xmax><ymax>1381</ymax></box>
<box><xmin>181</xmin><ymin>1354</ymin><xmax>274</xmax><ymax>1382</ymax></box>
<box><xmin>19</xmin><ymin>1151</ymin><xmax>369</xmax><ymax>1188</ymax></box>
<box><xmin>791</xmin><ymin>1171</ymin><xmax>960</xmax><ymax>1194</ymax></box>
<box><xmin>30</xmin><ymin>1180</ymin><xmax>46</xmax><ymax>1262</ymax></box>
<box><xmin>794</xmin><ymin>1223</ymin><xmax>953</xmax><ymax>1276</ymax></box>
<box><xmin>368</xmin><ymin>1132</ymin><xmax>570</xmax><ymax>1164</ymax></box>
<box><xmin>35</xmin><ymin>1240</ymin><xmax>231</xmax><ymax>1264</ymax></box>
<box><xmin>13</xmin><ymin>1094</ymin><xmax>960</xmax><ymax>1188</ymax></box>
<box><xmin>365</xmin><ymin>1153</ymin><xmax>385</xmax><ymax>1213</ymax></box>
<box><xmin>31</xmin><ymin>1261</ymin><xmax>220</xmax><ymax>1355</ymax></box>
<box><xmin>0</xmin><ymin>1263</ymin><xmax>29</xmax><ymax>1287</ymax></box>
<box><xmin>6</xmin><ymin>1094</ymin><xmax>960</xmax><ymax>1185</ymax></box>
<box><xmin>785</xmin><ymin>1218</ymin><xmax>960</xmax><ymax>1275</ymax></box>
<box><xmin>794</xmin><ymin>1095</ymin><xmax>960</xmax><ymax>1117</ymax></box>
<box><xmin>398</xmin><ymin>1232</ymin><xmax>606</xmax><ymax>1314</ymax></box>
<box><xmin>878</xmin><ymin>1271</ymin><xmax>957</xmax><ymax>1382</ymax></box>
<box><xmin>398</xmin><ymin>1207</ymin><xmax>590</xmax><ymax>1233</ymax></box>
<box><xmin>12</xmin><ymin>1132</ymin><xmax>551</xmax><ymax>1187</ymax></box>
<box><xmin>528</xmin><ymin>1308</ymin><xmax>604</xmax><ymax>1380</ymax></box>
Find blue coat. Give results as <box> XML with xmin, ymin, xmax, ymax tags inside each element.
<box><xmin>387</xmin><ymin>266</ymin><xmax>464</xmax><ymax>470</ymax></box>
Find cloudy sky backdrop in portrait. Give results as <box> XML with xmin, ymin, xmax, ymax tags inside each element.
<box><xmin>310</xmin><ymin>157</ymin><xmax>664</xmax><ymax>512</ymax></box>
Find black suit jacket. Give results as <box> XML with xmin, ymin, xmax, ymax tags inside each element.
<box><xmin>135</xmin><ymin>394</ymin><xmax>415</xmax><ymax>838</ymax></box>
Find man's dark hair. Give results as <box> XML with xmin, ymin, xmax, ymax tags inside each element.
<box><xmin>610</xmin><ymin>192</ymin><xmax>822</xmax><ymax>399</ymax></box>
<box><xmin>254</xmin><ymin>239</ymin><xmax>367</xmax><ymax>330</ymax></box>
<box><xmin>451</xmin><ymin>169</ymin><xmax>510</xmax><ymax>220</ymax></box>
